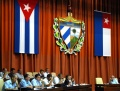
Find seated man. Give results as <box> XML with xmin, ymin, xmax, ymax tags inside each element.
<box><xmin>71</xmin><ymin>77</ymin><xmax>75</xmax><ymax>85</ymax></box>
<box><xmin>38</xmin><ymin>69</ymin><xmax>45</xmax><ymax>79</ymax></box>
<box><xmin>44</xmin><ymin>68</ymin><xmax>50</xmax><ymax>78</ymax></box>
<box><xmin>8</xmin><ymin>68</ymin><xmax>16</xmax><ymax>78</ymax></box>
<box><xmin>43</xmin><ymin>74</ymin><xmax>54</xmax><ymax>87</ymax></box>
<box><xmin>109</xmin><ymin>75</ymin><xmax>119</xmax><ymax>84</ymax></box>
<box><xmin>20</xmin><ymin>74</ymin><xmax>33</xmax><ymax>89</ymax></box>
<box><xmin>0</xmin><ymin>68</ymin><xmax>10</xmax><ymax>79</ymax></box>
<box><xmin>53</xmin><ymin>73</ymin><xmax>65</xmax><ymax>84</ymax></box>
<box><xmin>2</xmin><ymin>74</ymin><xmax>18</xmax><ymax>91</ymax></box>
<box><xmin>31</xmin><ymin>74</ymin><xmax>44</xmax><ymax>88</ymax></box>
<box><xmin>16</xmin><ymin>69</ymin><xmax>24</xmax><ymax>79</ymax></box>
<box><xmin>64</xmin><ymin>75</ymin><xmax>74</xmax><ymax>86</ymax></box>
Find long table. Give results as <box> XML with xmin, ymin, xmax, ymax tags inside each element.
<box><xmin>6</xmin><ymin>84</ymin><xmax>92</xmax><ymax>91</ymax></box>
<box><xmin>95</xmin><ymin>84</ymin><xmax>120</xmax><ymax>91</ymax></box>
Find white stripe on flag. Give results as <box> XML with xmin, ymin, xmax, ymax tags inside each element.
<box><xmin>103</xmin><ymin>28</ymin><xmax>111</xmax><ymax>56</ymax></box>
<box><xmin>64</xmin><ymin>35</ymin><xmax>70</xmax><ymax>45</ymax></box>
<box><xmin>61</xmin><ymin>26</ymin><xmax>70</xmax><ymax>36</ymax></box>
<box><xmin>19</xmin><ymin>8</ymin><xmax>25</xmax><ymax>53</ymax></box>
<box><xmin>29</xmin><ymin>10</ymin><xmax>35</xmax><ymax>53</ymax></box>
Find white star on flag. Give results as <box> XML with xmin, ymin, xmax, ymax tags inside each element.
<box><xmin>104</xmin><ymin>18</ymin><xmax>109</xmax><ymax>24</ymax></box>
<box><xmin>24</xmin><ymin>3</ymin><xmax>31</xmax><ymax>12</ymax></box>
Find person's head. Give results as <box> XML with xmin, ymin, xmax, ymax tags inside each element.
<box><xmin>10</xmin><ymin>68</ymin><xmax>15</xmax><ymax>74</ymax></box>
<box><xmin>18</xmin><ymin>69</ymin><xmax>22</xmax><ymax>74</ymax></box>
<box><xmin>24</xmin><ymin>74</ymin><xmax>30</xmax><ymax>81</ymax></box>
<box><xmin>2</xmin><ymin>68</ymin><xmax>7</xmax><ymax>73</ymax></box>
<box><xmin>35</xmin><ymin>74</ymin><xmax>41</xmax><ymax>81</ymax></box>
<box><xmin>47</xmin><ymin>74</ymin><xmax>52</xmax><ymax>81</ymax></box>
<box><xmin>40</xmin><ymin>69</ymin><xmax>44</xmax><ymax>74</ymax></box>
<box><xmin>111</xmin><ymin>75</ymin><xmax>115</xmax><ymax>80</ymax></box>
<box><xmin>66</xmin><ymin>75</ymin><xmax>71</xmax><ymax>80</ymax></box>
<box><xmin>45</xmin><ymin>68</ymin><xmax>49</xmax><ymax>73</ymax></box>
<box><xmin>58</xmin><ymin>73</ymin><xmax>63</xmax><ymax>79</ymax></box>
<box><xmin>11</xmin><ymin>74</ymin><xmax>18</xmax><ymax>83</ymax></box>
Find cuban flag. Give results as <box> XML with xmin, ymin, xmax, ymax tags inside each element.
<box><xmin>94</xmin><ymin>11</ymin><xmax>111</xmax><ymax>56</ymax></box>
<box><xmin>14</xmin><ymin>0</ymin><xmax>39</xmax><ymax>54</ymax></box>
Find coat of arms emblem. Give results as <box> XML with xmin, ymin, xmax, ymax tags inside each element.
<box><xmin>53</xmin><ymin>12</ymin><xmax>85</xmax><ymax>55</ymax></box>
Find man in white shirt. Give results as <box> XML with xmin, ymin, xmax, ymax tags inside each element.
<box><xmin>43</xmin><ymin>74</ymin><xmax>54</xmax><ymax>87</ymax></box>
<box><xmin>0</xmin><ymin>68</ymin><xmax>10</xmax><ymax>79</ymax></box>
<box><xmin>31</xmin><ymin>74</ymin><xmax>43</xmax><ymax>88</ymax></box>
<box><xmin>109</xmin><ymin>75</ymin><xmax>119</xmax><ymax>84</ymax></box>
<box><xmin>44</xmin><ymin>68</ymin><xmax>50</xmax><ymax>78</ymax></box>
<box><xmin>53</xmin><ymin>73</ymin><xmax>64</xmax><ymax>84</ymax></box>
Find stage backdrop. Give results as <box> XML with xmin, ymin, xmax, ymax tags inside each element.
<box><xmin>0</xmin><ymin>0</ymin><xmax>120</xmax><ymax>90</ymax></box>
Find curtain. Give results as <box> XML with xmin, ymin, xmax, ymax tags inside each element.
<box><xmin>0</xmin><ymin>0</ymin><xmax>120</xmax><ymax>90</ymax></box>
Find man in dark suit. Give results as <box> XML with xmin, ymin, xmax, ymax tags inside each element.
<box><xmin>38</xmin><ymin>69</ymin><xmax>45</xmax><ymax>79</ymax></box>
<box><xmin>8</xmin><ymin>68</ymin><xmax>16</xmax><ymax>78</ymax></box>
<box><xmin>64</xmin><ymin>75</ymin><xmax>72</xmax><ymax>86</ymax></box>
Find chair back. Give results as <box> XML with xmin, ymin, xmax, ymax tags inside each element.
<box><xmin>32</xmin><ymin>72</ymin><xmax>38</xmax><ymax>77</ymax></box>
<box><xmin>96</xmin><ymin>77</ymin><xmax>103</xmax><ymax>84</ymax></box>
<box><xmin>26</xmin><ymin>72</ymin><xmax>33</xmax><ymax>78</ymax></box>
<box><xmin>51</xmin><ymin>72</ymin><xmax>56</xmax><ymax>77</ymax></box>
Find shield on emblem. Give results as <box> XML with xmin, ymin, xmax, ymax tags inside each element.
<box><xmin>59</xmin><ymin>22</ymin><xmax>81</xmax><ymax>49</ymax></box>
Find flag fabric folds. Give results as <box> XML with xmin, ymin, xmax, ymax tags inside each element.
<box><xmin>14</xmin><ymin>0</ymin><xmax>39</xmax><ymax>54</ymax></box>
<box><xmin>94</xmin><ymin>11</ymin><xmax>111</xmax><ymax>56</ymax></box>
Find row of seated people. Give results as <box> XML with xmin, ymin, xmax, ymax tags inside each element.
<box><xmin>0</xmin><ymin>68</ymin><xmax>50</xmax><ymax>80</ymax></box>
<box><xmin>0</xmin><ymin>68</ymin><xmax>120</xmax><ymax>91</ymax></box>
<box><xmin>0</xmin><ymin>68</ymin><xmax>75</xmax><ymax>91</ymax></box>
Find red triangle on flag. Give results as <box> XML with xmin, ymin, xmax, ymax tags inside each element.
<box><xmin>18</xmin><ymin>0</ymin><xmax>38</xmax><ymax>21</ymax></box>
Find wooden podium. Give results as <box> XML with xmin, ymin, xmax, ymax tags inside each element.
<box><xmin>95</xmin><ymin>84</ymin><xmax>120</xmax><ymax>91</ymax></box>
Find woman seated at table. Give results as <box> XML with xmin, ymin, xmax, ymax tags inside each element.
<box><xmin>109</xmin><ymin>75</ymin><xmax>119</xmax><ymax>84</ymax></box>
<box><xmin>2</xmin><ymin>74</ymin><xmax>18</xmax><ymax>91</ymax></box>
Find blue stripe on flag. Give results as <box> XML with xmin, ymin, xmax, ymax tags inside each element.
<box><xmin>94</xmin><ymin>11</ymin><xmax>103</xmax><ymax>56</ymax></box>
<box><xmin>14</xmin><ymin>1</ymin><xmax>39</xmax><ymax>54</ymax></box>
<box><xmin>25</xmin><ymin>20</ymin><xmax>30</xmax><ymax>53</ymax></box>
<box><xmin>62</xmin><ymin>28</ymin><xmax>70</xmax><ymax>40</ymax></box>
<box><xmin>14</xmin><ymin>0</ymin><xmax>20</xmax><ymax>53</ymax></box>
<box><xmin>60</xmin><ymin>25</ymin><xmax>64</xmax><ymax>30</ymax></box>
<box><xmin>34</xmin><ymin>3</ymin><xmax>39</xmax><ymax>54</ymax></box>
<box><xmin>67</xmin><ymin>42</ymin><xmax>70</xmax><ymax>48</ymax></box>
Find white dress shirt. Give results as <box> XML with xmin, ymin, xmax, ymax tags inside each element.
<box><xmin>16</xmin><ymin>73</ymin><xmax>24</xmax><ymax>79</ymax></box>
<box><xmin>43</xmin><ymin>78</ymin><xmax>54</xmax><ymax>87</ymax></box>
<box><xmin>44</xmin><ymin>72</ymin><xmax>49</xmax><ymax>78</ymax></box>
<box><xmin>0</xmin><ymin>72</ymin><xmax>10</xmax><ymax>79</ymax></box>
<box><xmin>109</xmin><ymin>78</ymin><xmax>119</xmax><ymax>84</ymax></box>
